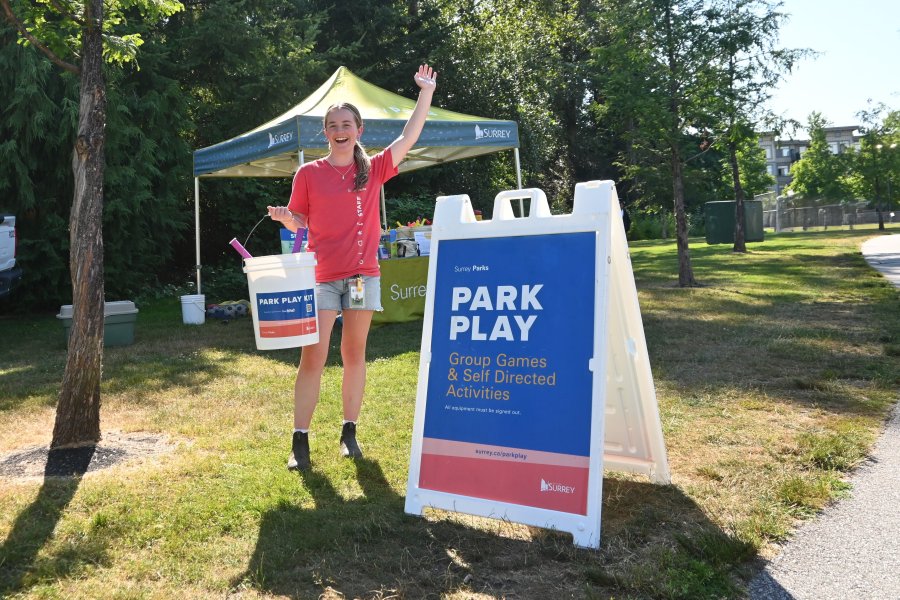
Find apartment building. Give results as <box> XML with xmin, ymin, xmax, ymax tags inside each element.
<box><xmin>758</xmin><ymin>125</ymin><xmax>861</xmax><ymax>196</ymax></box>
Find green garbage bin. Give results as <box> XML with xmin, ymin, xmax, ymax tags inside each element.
<box><xmin>705</xmin><ymin>200</ymin><xmax>764</xmax><ymax>244</ymax></box>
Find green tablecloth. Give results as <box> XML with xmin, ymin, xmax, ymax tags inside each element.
<box><xmin>373</xmin><ymin>256</ymin><xmax>429</xmax><ymax>325</ymax></box>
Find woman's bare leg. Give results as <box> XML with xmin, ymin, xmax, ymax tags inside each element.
<box><xmin>338</xmin><ymin>309</ymin><xmax>374</xmax><ymax>422</ymax></box>
<box><xmin>293</xmin><ymin>310</ymin><xmax>338</xmax><ymax>429</ymax></box>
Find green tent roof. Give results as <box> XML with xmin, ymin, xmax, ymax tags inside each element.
<box><xmin>193</xmin><ymin>66</ymin><xmax>519</xmax><ymax>177</ymax></box>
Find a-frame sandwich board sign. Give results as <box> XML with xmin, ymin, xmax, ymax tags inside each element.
<box><xmin>404</xmin><ymin>181</ymin><xmax>670</xmax><ymax>549</ymax></box>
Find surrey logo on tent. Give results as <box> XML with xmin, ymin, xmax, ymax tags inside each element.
<box><xmin>268</xmin><ymin>131</ymin><xmax>293</xmax><ymax>148</ymax></box>
<box><xmin>474</xmin><ymin>124</ymin><xmax>512</xmax><ymax>141</ymax></box>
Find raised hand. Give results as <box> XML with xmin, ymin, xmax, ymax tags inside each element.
<box><xmin>414</xmin><ymin>64</ymin><xmax>437</xmax><ymax>91</ymax></box>
<box><xmin>389</xmin><ymin>64</ymin><xmax>439</xmax><ymax>168</ymax></box>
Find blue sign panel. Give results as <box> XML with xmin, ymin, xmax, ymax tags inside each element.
<box><xmin>420</xmin><ymin>232</ymin><xmax>597</xmax><ymax>513</ymax></box>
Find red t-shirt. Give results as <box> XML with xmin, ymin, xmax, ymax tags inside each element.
<box><xmin>288</xmin><ymin>148</ymin><xmax>398</xmax><ymax>282</ymax></box>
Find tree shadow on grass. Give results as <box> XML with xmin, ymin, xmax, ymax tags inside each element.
<box><xmin>235</xmin><ymin>458</ymin><xmax>436</xmax><ymax>598</ymax></box>
<box><xmin>0</xmin><ymin>340</ymin><xmax>237</xmax><ymax>413</ymax></box>
<box><xmin>236</xmin><ymin>456</ymin><xmax>558</xmax><ymax>598</ymax></box>
<box><xmin>234</xmin><ymin>461</ymin><xmax>760</xmax><ymax>599</ymax></box>
<box><xmin>0</xmin><ymin>446</ymin><xmax>106</xmax><ymax>596</ymax></box>
<box><xmin>0</xmin><ymin>304</ymin><xmax>426</xmax><ymax>414</ymax></box>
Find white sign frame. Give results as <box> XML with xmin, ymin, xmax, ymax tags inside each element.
<box><xmin>404</xmin><ymin>181</ymin><xmax>670</xmax><ymax>548</ymax></box>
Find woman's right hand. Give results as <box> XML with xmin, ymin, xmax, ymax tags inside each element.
<box><xmin>413</xmin><ymin>64</ymin><xmax>437</xmax><ymax>92</ymax></box>
<box><xmin>267</xmin><ymin>205</ymin><xmax>293</xmax><ymax>225</ymax></box>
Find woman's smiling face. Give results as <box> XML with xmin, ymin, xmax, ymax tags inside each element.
<box><xmin>324</xmin><ymin>107</ymin><xmax>363</xmax><ymax>151</ymax></box>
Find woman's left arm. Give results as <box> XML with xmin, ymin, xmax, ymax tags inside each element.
<box><xmin>388</xmin><ymin>64</ymin><xmax>437</xmax><ymax>168</ymax></box>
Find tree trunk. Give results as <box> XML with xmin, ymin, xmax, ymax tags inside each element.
<box><xmin>729</xmin><ymin>140</ymin><xmax>747</xmax><ymax>253</ymax></box>
<box><xmin>51</xmin><ymin>0</ymin><xmax>106</xmax><ymax>449</ymax></box>
<box><xmin>663</xmin><ymin>0</ymin><xmax>697</xmax><ymax>288</ymax></box>
<box><xmin>671</xmin><ymin>150</ymin><xmax>698</xmax><ymax>286</ymax></box>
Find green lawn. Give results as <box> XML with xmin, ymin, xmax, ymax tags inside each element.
<box><xmin>1</xmin><ymin>228</ymin><xmax>898</xmax><ymax>599</ymax></box>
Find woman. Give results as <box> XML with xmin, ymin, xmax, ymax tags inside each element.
<box><xmin>268</xmin><ymin>64</ymin><xmax>437</xmax><ymax>471</ymax></box>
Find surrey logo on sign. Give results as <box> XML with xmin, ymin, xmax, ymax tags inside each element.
<box><xmin>541</xmin><ymin>479</ymin><xmax>576</xmax><ymax>494</ymax></box>
<box><xmin>475</xmin><ymin>124</ymin><xmax>511</xmax><ymax>141</ymax></box>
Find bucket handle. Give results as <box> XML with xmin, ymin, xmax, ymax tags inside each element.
<box><xmin>231</xmin><ymin>214</ymin><xmax>271</xmax><ymax>259</ymax></box>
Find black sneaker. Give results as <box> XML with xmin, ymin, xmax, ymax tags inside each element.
<box><xmin>287</xmin><ymin>431</ymin><xmax>310</xmax><ymax>472</ymax></box>
<box><xmin>340</xmin><ymin>422</ymin><xmax>363</xmax><ymax>459</ymax></box>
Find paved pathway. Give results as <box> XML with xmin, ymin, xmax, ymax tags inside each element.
<box><xmin>861</xmin><ymin>233</ymin><xmax>900</xmax><ymax>289</ymax></box>
<box><xmin>748</xmin><ymin>233</ymin><xmax>900</xmax><ymax>599</ymax></box>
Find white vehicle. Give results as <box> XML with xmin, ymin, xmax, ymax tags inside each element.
<box><xmin>0</xmin><ymin>215</ymin><xmax>22</xmax><ymax>299</ymax></box>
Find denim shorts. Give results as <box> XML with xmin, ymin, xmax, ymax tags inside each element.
<box><xmin>317</xmin><ymin>275</ymin><xmax>383</xmax><ymax>311</ymax></box>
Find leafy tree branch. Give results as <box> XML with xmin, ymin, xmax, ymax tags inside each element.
<box><xmin>0</xmin><ymin>0</ymin><xmax>80</xmax><ymax>73</ymax></box>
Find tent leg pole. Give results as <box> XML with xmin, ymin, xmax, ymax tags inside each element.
<box><xmin>194</xmin><ymin>177</ymin><xmax>202</xmax><ymax>294</ymax></box>
<box><xmin>514</xmin><ymin>147</ymin><xmax>524</xmax><ymax>215</ymax></box>
<box><xmin>514</xmin><ymin>147</ymin><xmax>522</xmax><ymax>190</ymax></box>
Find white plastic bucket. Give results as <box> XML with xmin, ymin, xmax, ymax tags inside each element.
<box><xmin>180</xmin><ymin>294</ymin><xmax>206</xmax><ymax>325</ymax></box>
<box><xmin>243</xmin><ymin>253</ymin><xmax>319</xmax><ymax>350</ymax></box>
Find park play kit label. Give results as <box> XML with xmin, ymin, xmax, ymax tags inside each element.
<box><xmin>254</xmin><ymin>289</ymin><xmax>317</xmax><ymax>338</ymax></box>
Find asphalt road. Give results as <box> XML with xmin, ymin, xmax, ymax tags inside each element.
<box><xmin>748</xmin><ymin>233</ymin><xmax>900</xmax><ymax>599</ymax></box>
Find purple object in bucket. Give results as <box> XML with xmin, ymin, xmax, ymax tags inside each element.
<box><xmin>230</xmin><ymin>238</ymin><xmax>252</xmax><ymax>259</ymax></box>
<box><xmin>292</xmin><ymin>228</ymin><xmax>308</xmax><ymax>253</ymax></box>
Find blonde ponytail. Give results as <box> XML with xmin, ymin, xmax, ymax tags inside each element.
<box><xmin>352</xmin><ymin>140</ymin><xmax>371</xmax><ymax>192</ymax></box>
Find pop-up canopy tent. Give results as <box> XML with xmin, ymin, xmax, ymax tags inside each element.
<box><xmin>191</xmin><ymin>66</ymin><xmax>521</xmax><ymax>292</ymax></box>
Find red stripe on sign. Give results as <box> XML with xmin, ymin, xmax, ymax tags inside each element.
<box><xmin>259</xmin><ymin>318</ymin><xmax>318</xmax><ymax>338</ymax></box>
<box><xmin>419</xmin><ymin>454</ymin><xmax>589</xmax><ymax>515</ymax></box>
<box><xmin>421</xmin><ymin>438</ymin><xmax>590</xmax><ymax>468</ymax></box>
